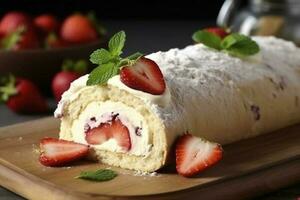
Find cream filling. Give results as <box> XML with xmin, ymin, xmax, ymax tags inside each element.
<box><xmin>71</xmin><ymin>100</ymin><xmax>152</xmax><ymax>156</ymax></box>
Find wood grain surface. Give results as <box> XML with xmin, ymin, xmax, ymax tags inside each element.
<box><xmin>0</xmin><ymin>117</ymin><xmax>299</xmax><ymax>200</ymax></box>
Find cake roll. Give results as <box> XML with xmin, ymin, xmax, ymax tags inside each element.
<box><xmin>55</xmin><ymin>36</ymin><xmax>300</xmax><ymax>172</ymax></box>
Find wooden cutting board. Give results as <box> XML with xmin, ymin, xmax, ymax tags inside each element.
<box><xmin>0</xmin><ymin>117</ymin><xmax>299</xmax><ymax>200</ymax></box>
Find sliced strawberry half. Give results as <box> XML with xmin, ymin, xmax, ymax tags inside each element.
<box><xmin>85</xmin><ymin>119</ymin><xmax>131</xmax><ymax>151</ymax></box>
<box><xmin>85</xmin><ymin>123</ymin><xmax>112</xmax><ymax>145</ymax></box>
<box><xmin>39</xmin><ymin>137</ymin><xmax>89</xmax><ymax>167</ymax></box>
<box><xmin>120</xmin><ymin>57</ymin><xmax>166</xmax><ymax>95</ymax></box>
<box><xmin>176</xmin><ymin>134</ymin><xmax>223</xmax><ymax>177</ymax></box>
<box><xmin>205</xmin><ymin>27</ymin><xmax>229</xmax><ymax>39</ymax></box>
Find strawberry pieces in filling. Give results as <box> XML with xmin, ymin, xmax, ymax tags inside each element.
<box><xmin>85</xmin><ymin>115</ymin><xmax>131</xmax><ymax>151</ymax></box>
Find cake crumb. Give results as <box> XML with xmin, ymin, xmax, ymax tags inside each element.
<box><xmin>133</xmin><ymin>170</ymin><xmax>158</xmax><ymax>177</ymax></box>
<box><xmin>18</xmin><ymin>137</ymin><xmax>23</xmax><ymax>141</ymax></box>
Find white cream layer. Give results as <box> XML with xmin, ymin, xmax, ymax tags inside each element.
<box><xmin>71</xmin><ymin>101</ymin><xmax>151</xmax><ymax>156</ymax></box>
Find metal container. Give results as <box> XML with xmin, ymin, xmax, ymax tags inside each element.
<box><xmin>217</xmin><ymin>0</ymin><xmax>300</xmax><ymax>45</ymax></box>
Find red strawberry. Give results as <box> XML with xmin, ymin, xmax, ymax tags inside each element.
<box><xmin>0</xmin><ymin>75</ymin><xmax>48</xmax><ymax>114</ymax></box>
<box><xmin>51</xmin><ymin>59</ymin><xmax>87</xmax><ymax>102</ymax></box>
<box><xmin>120</xmin><ymin>57</ymin><xmax>166</xmax><ymax>95</ymax></box>
<box><xmin>60</xmin><ymin>14</ymin><xmax>98</xmax><ymax>44</ymax></box>
<box><xmin>205</xmin><ymin>27</ymin><xmax>229</xmax><ymax>39</ymax></box>
<box><xmin>86</xmin><ymin>119</ymin><xmax>131</xmax><ymax>151</ymax></box>
<box><xmin>0</xmin><ymin>11</ymin><xmax>31</xmax><ymax>35</ymax></box>
<box><xmin>34</xmin><ymin>14</ymin><xmax>59</xmax><ymax>34</ymax></box>
<box><xmin>39</xmin><ymin>137</ymin><xmax>89</xmax><ymax>167</ymax></box>
<box><xmin>176</xmin><ymin>134</ymin><xmax>223</xmax><ymax>177</ymax></box>
<box><xmin>1</xmin><ymin>26</ymin><xmax>40</xmax><ymax>50</ymax></box>
<box><xmin>45</xmin><ymin>33</ymin><xmax>68</xmax><ymax>48</ymax></box>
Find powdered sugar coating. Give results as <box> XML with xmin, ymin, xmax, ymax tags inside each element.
<box><xmin>55</xmin><ymin>36</ymin><xmax>300</xmax><ymax>147</ymax></box>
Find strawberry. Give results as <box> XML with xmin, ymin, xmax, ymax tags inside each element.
<box><xmin>0</xmin><ymin>12</ymin><xmax>39</xmax><ymax>50</ymax></box>
<box><xmin>86</xmin><ymin>119</ymin><xmax>131</xmax><ymax>151</ymax></box>
<box><xmin>0</xmin><ymin>11</ymin><xmax>31</xmax><ymax>35</ymax></box>
<box><xmin>205</xmin><ymin>27</ymin><xmax>229</xmax><ymax>39</ymax></box>
<box><xmin>39</xmin><ymin>137</ymin><xmax>89</xmax><ymax>167</ymax></box>
<box><xmin>45</xmin><ymin>33</ymin><xmax>68</xmax><ymax>48</ymax></box>
<box><xmin>60</xmin><ymin>14</ymin><xmax>98</xmax><ymax>44</ymax></box>
<box><xmin>34</xmin><ymin>14</ymin><xmax>59</xmax><ymax>34</ymax></box>
<box><xmin>120</xmin><ymin>57</ymin><xmax>166</xmax><ymax>95</ymax></box>
<box><xmin>176</xmin><ymin>134</ymin><xmax>223</xmax><ymax>177</ymax></box>
<box><xmin>1</xmin><ymin>26</ymin><xmax>40</xmax><ymax>50</ymax></box>
<box><xmin>0</xmin><ymin>75</ymin><xmax>48</xmax><ymax>114</ymax></box>
<box><xmin>52</xmin><ymin>59</ymin><xmax>88</xmax><ymax>102</ymax></box>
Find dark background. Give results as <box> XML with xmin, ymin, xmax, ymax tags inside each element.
<box><xmin>0</xmin><ymin>0</ymin><xmax>225</xmax><ymax>19</ymax></box>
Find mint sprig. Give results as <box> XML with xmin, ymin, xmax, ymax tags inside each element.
<box><xmin>192</xmin><ymin>30</ymin><xmax>260</xmax><ymax>57</ymax></box>
<box><xmin>192</xmin><ymin>31</ymin><xmax>222</xmax><ymax>50</ymax></box>
<box><xmin>87</xmin><ymin>31</ymin><xmax>143</xmax><ymax>86</ymax></box>
<box><xmin>221</xmin><ymin>33</ymin><xmax>260</xmax><ymax>57</ymax></box>
<box><xmin>75</xmin><ymin>169</ymin><xmax>117</xmax><ymax>182</ymax></box>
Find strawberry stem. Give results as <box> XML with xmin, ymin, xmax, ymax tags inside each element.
<box><xmin>1</xmin><ymin>26</ymin><xmax>25</xmax><ymax>50</ymax></box>
<box><xmin>87</xmin><ymin>11</ymin><xmax>106</xmax><ymax>36</ymax></box>
<box><xmin>62</xmin><ymin>59</ymin><xmax>88</xmax><ymax>74</ymax></box>
<box><xmin>0</xmin><ymin>74</ymin><xmax>17</xmax><ymax>102</ymax></box>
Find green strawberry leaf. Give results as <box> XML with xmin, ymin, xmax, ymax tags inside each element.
<box><xmin>0</xmin><ymin>74</ymin><xmax>17</xmax><ymax>102</ymax></box>
<box><xmin>62</xmin><ymin>59</ymin><xmax>88</xmax><ymax>74</ymax></box>
<box><xmin>1</xmin><ymin>26</ymin><xmax>25</xmax><ymax>50</ymax></box>
<box><xmin>87</xmin><ymin>11</ymin><xmax>107</xmax><ymax>36</ymax></box>
<box><xmin>75</xmin><ymin>169</ymin><xmax>117</xmax><ymax>182</ymax></box>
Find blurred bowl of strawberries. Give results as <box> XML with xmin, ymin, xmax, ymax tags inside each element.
<box><xmin>0</xmin><ymin>11</ymin><xmax>106</xmax><ymax>95</ymax></box>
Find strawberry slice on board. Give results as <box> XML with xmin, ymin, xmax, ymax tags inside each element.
<box><xmin>176</xmin><ymin>134</ymin><xmax>223</xmax><ymax>177</ymax></box>
<box><xmin>205</xmin><ymin>27</ymin><xmax>229</xmax><ymax>39</ymax></box>
<box><xmin>39</xmin><ymin>138</ymin><xmax>89</xmax><ymax>167</ymax></box>
<box><xmin>85</xmin><ymin>119</ymin><xmax>131</xmax><ymax>151</ymax></box>
<box><xmin>120</xmin><ymin>57</ymin><xmax>166</xmax><ymax>95</ymax></box>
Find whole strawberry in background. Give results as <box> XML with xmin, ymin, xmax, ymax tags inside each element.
<box><xmin>52</xmin><ymin>59</ymin><xmax>88</xmax><ymax>102</ymax></box>
<box><xmin>45</xmin><ymin>32</ymin><xmax>68</xmax><ymax>49</ymax></box>
<box><xmin>34</xmin><ymin>14</ymin><xmax>59</xmax><ymax>34</ymax></box>
<box><xmin>60</xmin><ymin>14</ymin><xmax>98</xmax><ymax>44</ymax></box>
<box><xmin>0</xmin><ymin>11</ymin><xmax>31</xmax><ymax>35</ymax></box>
<box><xmin>0</xmin><ymin>75</ymin><xmax>48</xmax><ymax>114</ymax></box>
<box><xmin>0</xmin><ymin>11</ymin><xmax>40</xmax><ymax>50</ymax></box>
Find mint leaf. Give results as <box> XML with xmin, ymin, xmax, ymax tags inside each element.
<box><xmin>75</xmin><ymin>169</ymin><xmax>117</xmax><ymax>182</ymax></box>
<box><xmin>192</xmin><ymin>30</ymin><xmax>222</xmax><ymax>50</ymax></box>
<box><xmin>87</xmin><ymin>31</ymin><xmax>143</xmax><ymax>86</ymax></box>
<box><xmin>87</xmin><ymin>62</ymin><xmax>119</xmax><ymax>85</ymax></box>
<box><xmin>108</xmin><ymin>31</ymin><xmax>126</xmax><ymax>56</ymax></box>
<box><xmin>90</xmin><ymin>49</ymin><xmax>113</xmax><ymax>65</ymax></box>
<box><xmin>221</xmin><ymin>33</ymin><xmax>260</xmax><ymax>56</ymax></box>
